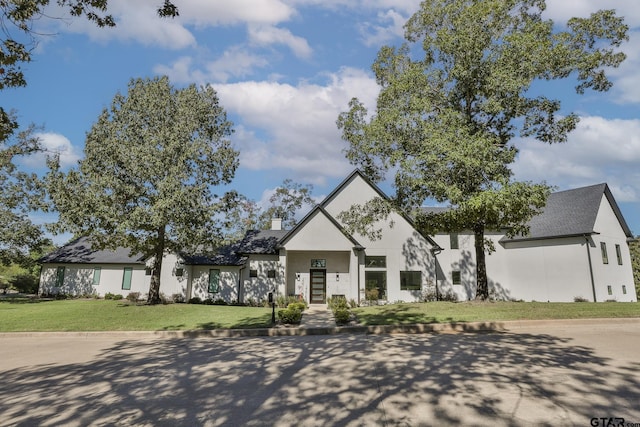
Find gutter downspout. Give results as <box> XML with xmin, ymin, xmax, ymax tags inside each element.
<box><xmin>238</xmin><ymin>264</ymin><xmax>246</xmax><ymax>304</ymax></box>
<box><xmin>431</xmin><ymin>247</ymin><xmax>443</xmax><ymax>301</ymax></box>
<box><xmin>584</xmin><ymin>235</ymin><xmax>597</xmax><ymax>302</ymax></box>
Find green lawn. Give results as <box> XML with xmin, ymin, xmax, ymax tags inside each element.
<box><xmin>353</xmin><ymin>301</ymin><xmax>640</xmax><ymax>325</ymax></box>
<box><xmin>1</xmin><ymin>298</ymin><xmax>638</xmax><ymax>332</ymax></box>
<box><xmin>0</xmin><ymin>298</ymin><xmax>274</xmax><ymax>332</ymax></box>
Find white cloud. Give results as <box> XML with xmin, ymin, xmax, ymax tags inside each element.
<box><xmin>513</xmin><ymin>116</ymin><xmax>640</xmax><ymax>202</ymax></box>
<box><xmin>18</xmin><ymin>133</ymin><xmax>81</xmax><ymax>170</ymax></box>
<box><xmin>154</xmin><ymin>48</ymin><xmax>269</xmax><ymax>84</ymax></box>
<box><xmin>544</xmin><ymin>0</ymin><xmax>640</xmax><ymax>27</ymax></box>
<box><xmin>248</xmin><ymin>25</ymin><xmax>312</xmax><ymax>59</ymax></box>
<box><xmin>359</xmin><ymin>9</ymin><xmax>408</xmax><ymax>47</ymax></box>
<box><xmin>214</xmin><ymin>67</ymin><xmax>380</xmax><ymax>184</ymax></box>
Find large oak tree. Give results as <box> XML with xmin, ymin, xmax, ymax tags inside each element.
<box><xmin>337</xmin><ymin>0</ymin><xmax>627</xmax><ymax>300</ymax></box>
<box><xmin>47</xmin><ymin>76</ymin><xmax>238</xmax><ymax>303</ymax></box>
<box><xmin>0</xmin><ymin>0</ymin><xmax>178</xmax><ymax>266</ymax></box>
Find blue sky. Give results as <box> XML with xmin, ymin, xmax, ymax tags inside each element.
<box><xmin>5</xmin><ymin>0</ymin><xmax>640</xmax><ymax>243</ymax></box>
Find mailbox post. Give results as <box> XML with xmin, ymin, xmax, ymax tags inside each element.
<box><xmin>268</xmin><ymin>291</ymin><xmax>275</xmax><ymax>324</ymax></box>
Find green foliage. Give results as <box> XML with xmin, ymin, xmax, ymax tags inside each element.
<box><xmin>104</xmin><ymin>293</ymin><xmax>123</xmax><ymax>300</ymax></box>
<box><xmin>333</xmin><ymin>308</ymin><xmax>351</xmax><ymax>325</ymax></box>
<box><xmin>630</xmin><ymin>237</ymin><xmax>640</xmax><ymax>299</ymax></box>
<box><xmin>47</xmin><ymin>76</ymin><xmax>239</xmax><ymax>304</ymax></box>
<box><xmin>287</xmin><ymin>301</ymin><xmax>306</xmax><ymax>312</ymax></box>
<box><xmin>188</xmin><ymin>297</ymin><xmax>203</xmax><ymax>304</ymax></box>
<box><xmin>277</xmin><ymin>307</ymin><xmax>302</xmax><ymax>324</ymax></box>
<box><xmin>1</xmin><ymin>1</ymin><xmax>179</xmax><ymax>266</ymax></box>
<box><xmin>337</xmin><ymin>0</ymin><xmax>627</xmax><ymax>300</ymax></box>
<box><xmin>9</xmin><ymin>274</ymin><xmax>39</xmax><ymax>294</ymax></box>
<box><xmin>126</xmin><ymin>292</ymin><xmax>141</xmax><ymax>303</ymax></box>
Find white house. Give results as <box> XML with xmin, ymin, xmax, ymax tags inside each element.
<box><xmin>39</xmin><ymin>171</ymin><xmax>637</xmax><ymax>304</ymax></box>
<box><xmin>430</xmin><ymin>183</ymin><xmax>637</xmax><ymax>302</ymax></box>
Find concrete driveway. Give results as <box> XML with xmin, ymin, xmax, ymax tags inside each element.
<box><xmin>1</xmin><ymin>320</ymin><xmax>639</xmax><ymax>426</ymax></box>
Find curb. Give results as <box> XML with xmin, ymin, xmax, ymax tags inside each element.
<box><xmin>2</xmin><ymin>318</ymin><xmax>638</xmax><ymax>339</ymax></box>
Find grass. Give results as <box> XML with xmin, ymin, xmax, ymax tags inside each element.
<box><xmin>353</xmin><ymin>301</ymin><xmax>640</xmax><ymax>326</ymax></box>
<box><xmin>0</xmin><ymin>298</ymin><xmax>274</xmax><ymax>332</ymax></box>
<box><xmin>0</xmin><ymin>297</ymin><xmax>638</xmax><ymax>332</ymax></box>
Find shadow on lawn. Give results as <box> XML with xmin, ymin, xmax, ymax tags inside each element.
<box><xmin>1</xmin><ymin>330</ymin><xmax>638</xmax><ymax>425</ymax></box>
<box><xmin>355</xmin><ymin>303</ymin><xmax>452</xmax><ymax>325</ymax></box>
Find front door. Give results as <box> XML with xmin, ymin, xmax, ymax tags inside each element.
<box><xmin>310</xmin><ymin>269</ymin><xmax>326</xmax><ymax>304</ymax></box>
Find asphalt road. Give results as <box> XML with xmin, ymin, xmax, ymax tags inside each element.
<box><xmin>1</xmin><ymin>321</ymin><xmax>639</xmax><ymax>426</ymax></box>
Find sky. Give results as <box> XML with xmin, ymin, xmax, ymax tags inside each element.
<box><xmin>4</xmin><ymin>0</ymin><xmax>640</xmax><ymax>243</ymax></box>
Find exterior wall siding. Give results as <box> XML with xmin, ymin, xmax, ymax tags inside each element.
<box><xmin>39</xmin><ymin>263</ymin><xmax>150</xmax><ymax>297</ymax></box>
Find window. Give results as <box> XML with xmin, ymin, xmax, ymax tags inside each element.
<box><xmin>249</xmin><ymin>269</ymin><xmax>258</xmax><ymax>278</ymax></box>
<box><xmin>145</xmin><ymin>267</ymin><xmax>152</xmax><ymax>276</ymax></box>
<box><xmin>452</xmin><ymin>270</ymin><xmax>461</xmax><ymax>285</ymax></box>
<box><xmin>365</xmin><ymin>256</ymin><xmax>386</xmax><ymax>268</ymax></box>
<box><xmin>615</xmin><ymin>244</ymin><xmax>622</xmax><ymax>265</ymax></box>
<box><xmin>55</xmin><ymin>266</ymin><xmax>65</xmax><ymax>287</ymax></box>
<box><xmin>92</xmin><ymin>267</ymin><xmax>101</xmax><ymax>286</ymax></box>
<box><xmin>607</xmin><ymin>285</ymin><xmax>612</xmax><ymax>296</ymax></box>
<box><xmin>208</xmin><ymin>269</ymin><xmax>220</xmax><ymax>293</ymax></box>
<box><xmin>450</xmin><ymin>233</ymin><xmax>459</xmax><ymax>249</ymax></box>
<box><xmin>400</xmin><ymin>271</ymin><xmax>422</xmax><ymax>290</ymax></box>
<box><xmin>175</xmin><ymin>268</ymin><xmax>184</xmax><ymax>277</ymax></box>
<box><xmin>311</xmin><ymin>259</ymin><xmax>326</xmax><ymax>268</ymax></box>
<box><xmin>622</xmin><ymin>285</ymin><xmax>627</xmax><ymax>295</ymax></box>
<box><xmin>365</xmin><ymin>271</ymin><xmax>387</xmax><ymax>300</ymax></box>
<box><xmin>267</xmin><ymin>269</ymin><xmax>276</xmax><ymax>278</ymax></box>
<box><xmin>600</xmin><ymin>242</ymin><xmax>608</xmax><ymax>264</ymax></box>
<box><xmin>122</xmin><ymin>267</ymin><xmax>132</xmax><ymax>290</ymax></box>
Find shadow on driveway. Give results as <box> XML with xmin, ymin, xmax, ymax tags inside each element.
<box><xmin>0</xmin><ymin>330</ymin><xmax>638</xmax><ymax>426</ymax></box>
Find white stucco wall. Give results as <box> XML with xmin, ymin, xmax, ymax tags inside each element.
<box><xmin>238</xmin><ymin>255</ymin><xmax>284</xmax><ymax>304</ymax></box>
<box><xmin>322</xmin><ymin>173</ymin><xmax>437</xmax><ymax>303</ymax></box>
<box><xmin>589</xmin><ymin>195</ymin><xmax>637</xmax><ymax>302</ymax></box>
<box><xmin>39</xmin><ymin>263</ymin><xmax>150</xmax><ymax>297</ymax></box>
<box><xmin>189</xmin><ymin>266</ymin><xmax>240</xmax><ymax>302</ymax></box>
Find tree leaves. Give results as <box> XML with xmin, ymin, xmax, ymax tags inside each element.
<box><xmin>337</xmin><ymin>0</ymin><xmax>627</xmax><ymax>299</ymax></box>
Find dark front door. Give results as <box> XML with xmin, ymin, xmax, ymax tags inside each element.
<box><xmin>310</xmin><ymin>269</ymin><xmax>326</xmax><ymax>304</ymax></box>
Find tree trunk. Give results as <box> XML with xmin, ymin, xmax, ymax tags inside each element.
<box><xmin>474</xmin><ymin>223</ymin><xmax>489</xmax><ymax>301</ymax></box>
<box><xmin>147</xmin><ymin>225</ymin><xmax>166</xmax><ymax>304</ymax></box>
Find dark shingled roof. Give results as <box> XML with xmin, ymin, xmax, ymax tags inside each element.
<box><xmin>234</xmin><ymin>229</ymin><xmax>289</xmax><ymax>255</ymax></box>
<box><xmin>505</xmin><ymin>183</ymin><xmax>632</xmax><ymax>242</ymax></box>
<box><xmin>421</xmin><ymin>183</ymin><xmax>632</xmax><ymax>242</ymax></box>
<box><xmin>181</xmin><ymin>246</ymin><xmax>247</xmax><ymax>266</ymax></box>
<box><xmin>39</xmin><ymin>236</ymin><xmax>146</xmax><ymax>264</ymax></box>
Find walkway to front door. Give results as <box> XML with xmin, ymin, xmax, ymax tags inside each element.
<box><xmin>310</xmin><ymin>269</ymin><xmax>326</xmax><ymax>304</ymax></box>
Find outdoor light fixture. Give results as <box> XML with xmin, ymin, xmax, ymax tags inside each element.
<box><xmin>336</xmin><ymin>273</ymin><xmax>340</xmax><ymax>282</ymax></box>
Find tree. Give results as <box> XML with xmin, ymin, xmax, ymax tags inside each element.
<box><xmin>337</xmin><ymin>0</ymin><xmax>627</xmax><ymax>300</ymax></box>
<box><xmin>0</xmin><ymin>121</ymin><xmax>49</xmax><ymax>266</ymax></box>
<box><xmin>219</xmin><ymin>179</ymin><xmax>315</xmax><ymax>242</ymax></box>
<box><xmin>630</xmin><ymin>237</ymin><xmax>640</xmax><ymax>299</ymax></box>
<box><xmin>259</xmin><ymin>179</ymin><xmax>314</xmax><ymax>229</ymax></box>
<box><xmin>47</xmin><ymin>76</ymin><xmax>239</xmax><ymax>304</ymax></box>
<box><xmin>0</xmin><ymin>0</ymin><xmax>178</xmax><ymax>266</ymax></box>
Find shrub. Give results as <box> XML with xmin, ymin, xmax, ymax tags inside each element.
<box><xmin>212</xmin><ymin>298</ymin><xmax>227</xmax><ymax>305</ymax></box>
<box><xmin>172</xmin><ymin>293</ymin><xmax>185</xmax><ymax>303</ymax></box>
<box><xmin>188</xmin><ymin>296</ymin><xmax>202</xmax><ymax>304</ymax></box>
<box><xmin>574</xmin><ymin>296</ymin><xmax>589</xmax><ymax>302</ymax></box>
<box><xmin>126</xmin><ymin>292</ymin><xmax>141</xmax><ymax>303</ymax></box>
<box><xmin>278</xmin><ymin>307</ymin><xmax>302</xmax><ymax>324</ymax></box>
<box><xmin>440</xmin><ymin>291</ymin><xmax>458</xmax><ymax>302</ymax></box>
<box><xmin>365</xmin><ymin>288</ymin><xmax>379</xmax><ymax>302</ymax></box>
<box><xmin>202</xmin><ymin>298</ymin><xmax>214</xmax><ymax>305</ymax></box>
<box><xmin>334</xmin><ymin>308</ymin><xmax>350</xmax><ymax>325</ymax></box>
<box><xmin>348</xmin><ymin>298</ymin><xmax>358</xmax><ymax>309</ymax></box>
<box><xmin>276</xmin><ymin>294</ymin><xmax>287</xmax><ymax>308</ymax></box>
<box><xmin>328</xmin><ymin>295</ymin><xmax>348</xmax><ymax>310</ymax></box>
<box><xmin>10</xmin><ymin>274</ymin><xmax>39</xmax><ymax>294</ymax></box>
<box><xmin>287</xmin><ymin>301</ymin><xmax>306</xmax><ymax>312</ymax></box>
<box><xmin>104</xmin><ymin>292</ymin><xmax>123</xmax><ymax>300</ymax></box>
